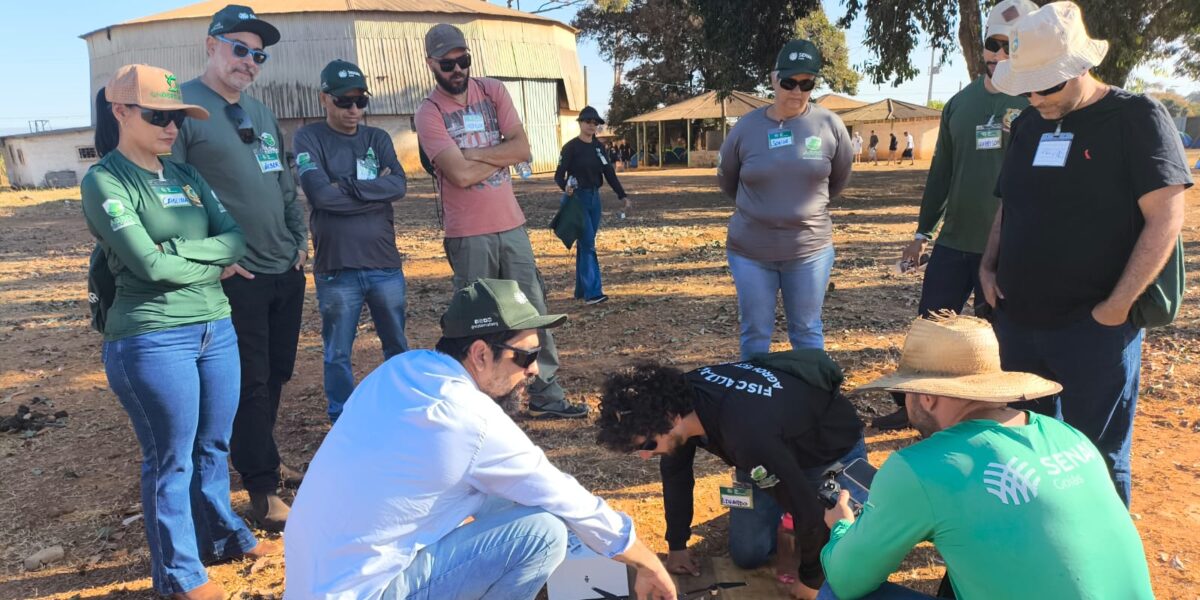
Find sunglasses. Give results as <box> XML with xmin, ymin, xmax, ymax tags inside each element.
<box><xmin>491</xmin><ymin>342</ymin><xmax>541</xmax><ymax>369</ymax></box>
<box><xmin>436</xmin><ymin>54</ymin><xmax>472</xmax><ymax>73</ymax></box>
<box><xmin>638</xmin><ymin>436</ymin><xmax>658</xmax><ymax>452</ymax></box>
<box><xmin>129</xmin><ymin>105</ymin><xmax>186</xmax><ymax>129</ymax></box>
<box><xmin>1020</xmin><ymin>80</ymin><xmax>1070</xmax><ymax>98</ymax></box>
<box><xmin>224</xmin><ymin>103</ymin><xmax>256</xmax><ymax>144</ymax></box>
<box><xmin>330</xmin><ymin>94</ymin><xmax>370</xmax><ymax>109</ymax></box>
<box><xmin>215</xmin><ymin>35</ymin><xmax>269</xmax><ymax>65</ymax></box>
<box><xmin>779</xmin><ymin>77</ymin><xmax>817</xmax><ymax>92</ymax></box>
<box><xmin>984</xmin><ymin>37</ymin><xmax>1009</xmax><ymax>54</ymax></box>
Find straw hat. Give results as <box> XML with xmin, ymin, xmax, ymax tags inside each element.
<box><xmin>991</xmin><ymin>1</ymin><xmax>1109</xmax><ymax>96</ymax></box>
<box><xmin>858</xmin><ymin>314</ymin><xmax>1062</xmax><ymax>403</ymax></box>
<box><xmin>105</xmin><ymin>65</ymin><xmax>209</xmax><ymax>120</ymax></box>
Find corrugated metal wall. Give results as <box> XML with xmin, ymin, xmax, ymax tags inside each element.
<box><xmin>499</xmin><ymin>79</ymin><xmax>560</xmax><ymax>173</ymax></box>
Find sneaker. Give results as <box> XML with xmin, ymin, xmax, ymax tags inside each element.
<box><xmin>248</xmin><ymin>491</ymin><xmax>291</xmax><ymax>532</ymax></box>
<box><xmin>528</xmin><ymin>401</ymin><xmax>590</xmax><ymax>419</ymax></box>
<box><xmin>871</xmin><ymin>407</ymin><xmax>910</xmax><ymax>431</ymax></box>
<box><xmin>585</xmin><ymin>295</ymin><xmax>609</xmax><ymax>305</ymax></box>
<box><xmin>280</xmin><ymin>463</ymin><xmax>305</xmax><ymax>489</ymax></box>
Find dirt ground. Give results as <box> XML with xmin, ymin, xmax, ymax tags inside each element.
<box><xmin>1</xmin><ymin>156</ymin><xmax>1198</xmax><ymax>599</ymax></box>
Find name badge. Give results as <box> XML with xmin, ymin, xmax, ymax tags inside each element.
<box><xmin>595</xmin><ymin>146</ymin><xmax>609</xmax><ymax>166</ymax></box>
<box><xmin>462</xmin><ymin>112</ymin><xmax>486</xmax><ymax>133</ymax></box>
<box><xmin>719</xmin><ymin>485</ymin><xmax>754</xmax><ymax>510</ymax></box>
<box><xmin>256</xmin><ymin>149</ymin><xmax>283</xmax><ymax>173</ymax></box>
<box><xmin>975</xmin><ymin>124</ymin><xmax>1002</xmax><ymax>150</ymax></box>
<box><xmin>1032</xmin><ymin>131</ymin><xmax>1073</xmax><ymax>167</ymax></box>
<box><xmin>768</xmin><ymin>129</ymin><xmax>794</xmax><ymax>149</ymax></box>
<box><xmin>149</xmin><ymin>178</ymin><xmax>190</xmax><ymax>208</ymax></box>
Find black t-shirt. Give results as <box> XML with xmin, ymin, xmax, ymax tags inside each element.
<box><xmin>869</xmin><ymin>134</ymin><xmax>878</xmax><ymax>148</ymax></box>
<box><xmin>995</xmin><ymin>88</ymin><xmax>1193</xmax><ymax>327</ymax></box>
<box><xmin>553</xmin><ymin>137</ymin><xmax>627</xmax><ymax>197</ymax></box>
<box><xmin>888</xmin><ymin>135</ymin><xmax>898</xmax><ymax>150</ymax></box>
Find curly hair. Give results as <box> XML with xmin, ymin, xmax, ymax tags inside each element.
<box><xmin>596</xmin><ymin>362</ymin><xmax>696</xmax><ymax>453</ymax></box>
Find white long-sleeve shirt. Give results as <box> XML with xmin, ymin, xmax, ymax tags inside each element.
<box><xmin>284</xmin><ymin>350</ymin><xmax>636</xmax><ymax>600</ymax></box>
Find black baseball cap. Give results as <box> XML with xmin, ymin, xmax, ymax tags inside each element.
<box><xmin>208</xmin><ymin>4</ymin><xmax>281</xmax><ymax>47</ymax></box>
<box><xmin>321</xmin><ymin>59</ymin><xmax>369</xmax><ymax>96</ymax></box>
<box><xmin>775</xmin><ymin>39</ymin><xmax>822</xmax><ymax>79</ymax></box>
<box><xmin>578</xmin><ymin>106</ymin><xmax>605</xmax><ymax>125</ymax></box>
<box><xmin>441</xmin><ymin>279</ymin><xmax>567</xmax><ymax>339</ymax></box>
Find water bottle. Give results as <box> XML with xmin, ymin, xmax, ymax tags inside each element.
<box><xmin>566</xmin><ymin>175</ymin><xmax>577</xmax><ymax>194</ymax></box>
<box><xmin>516</xmin><ymin>161</ymin><xmax>532</xmax><ymax>180</ymax></box>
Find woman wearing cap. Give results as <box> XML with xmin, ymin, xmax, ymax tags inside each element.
<box><xmin>81</xmin><ymin>64</ymin><xmax>274</xmax><ymax>600</ymax></box>
<box><xmin>717</xmin><ymin>40</ymin><xmax>853</xmax><ymax>360</ymax></box>
<box><xmin>553</xmin><ymin>106</ymin><xmax>631</xmax><ymax>305</ymax></box>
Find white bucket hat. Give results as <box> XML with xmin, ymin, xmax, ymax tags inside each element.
<box><xmin>984</xmin><ymin>0</ymin><xmax>1038</xmax><ymax>40</ymax></box>
<box><xmin>992</xmin><ymin>1</ymin><xmax>1109</xmax><ymax>96</ymax></box>
<box><xmin>857</xmin><ymin>314</ymin><xmax>1062</xmax><ymax>403</ymax></box>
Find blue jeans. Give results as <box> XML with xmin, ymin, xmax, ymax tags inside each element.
<box><xmin>729</xmin><ymin>438</ymin><xmax>868</xmax><ymax>568</ymax></box>
<box><xmin>816</xmin><ymin>582</ymin><xmax>936</xmax><ymax>600</ymax></box>
<box><xmin>103</xmin><ymin>319</ymin><xmax>257</xmax><ymax>594</ymax></box>
<box><xmin>568</xmin><ymin>188</ymin><xmax>604</xmax><ymax>300</ymax></box>
<box><xmin>315</xmin><ymin>268</ymin><xmax>409</xmax><ymax>422</ymax></box>
<box><xmin>727</xmin><ymin>246</ymin><xmax>836</xmax><ymax>359</ymax></box>
<box><xmin>383</xmin><ymin>497</ymin><xmax>569</xmax><ymax>600</ymax></box>
<box><xmin>993</xmin><ymin>308</ymin><xmax>1143</xmax><ymax>506</ymax></box>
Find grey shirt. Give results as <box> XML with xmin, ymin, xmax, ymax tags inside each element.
<box><xmin>173</xmin><ymin>79</ymin><xmax>306</xmax><ymax>274</ymax></box>
<box><xmin>293</xmin><ymin>122</ymin><xmax>407</xmax><ymax>274</ymax></box>
<box><xmin>718</xmin><ymin>104</ymin><xmax>853</xmax><ymax>261</ymax></box>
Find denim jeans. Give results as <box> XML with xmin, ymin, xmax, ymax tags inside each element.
<box><xmin>567</xmin><ymin>188</ymin><xmax>604</xmax><ymax>300</ymax></box>
<box><xmin>816</xmin><ymin>582</ymin><xmax>937</xmax><ymax>600</ymax></box>
<box><xmin>315</xmin><ymin>267</ymin><xmax>409</xmax><ymax>422</ymax></box>
<box><xmin>727</xmin><ymin>246</ymin><xmax>836</xmax><ymax>359</ymax></box>
<box><xmin>103</xmin><ymin>319</ymin><xmax>258</xmax><ymax>594</ymax></box>
<box><xmin>992</xmin><ymin>308</ymin><xmax>1143</xmax><ymax>506</ymax></box>
<box><xmin>728</xmin><ymin>438</ymin><xmax>868</xmax><ymax>569</ymax></box>
<box><xmin>383</xmin><ymin>497</ymin><xmax>569</xmax><ymax>600</ymax></box>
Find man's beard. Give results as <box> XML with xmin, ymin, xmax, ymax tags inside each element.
<box><xmin>435</xmin><ymin>69</ymin><xmax>469</xmax><ymax>95</ymax></box>
<box><xmin>494</xmin><ymin>376</ymin><xmax>533</xmax><ymax>416</ymax></box>
<box><xmin>985</xmin><ymin>61</ymin><xmax>997</xmax><ymax>78</ymax></box>
<box><xmin>908</xmin><ymin>402</ymin><xmax>940</xmax><ymax>439</ymax></box>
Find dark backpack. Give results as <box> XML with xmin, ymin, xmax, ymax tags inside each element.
<box><xmin>88</xmin><ymin>245</ymin><xmax>116</xmax><ymax>334</ymax></box>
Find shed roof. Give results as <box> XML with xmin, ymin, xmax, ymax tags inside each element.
<box><xmin>813</xmin><ymin>93</ymin><xmax>868</xmax><ymax>111</ymax></box>
<box><xmin>0</xmin><ymin>126</ymin><xmax>95</xmax><ymax>141</ymax></box>
<box><xmin>836</xmin><ymin>98</ymin><xmax>941</xmax><ymax>123</ymax></box>
<box><xmin>625</xmin><ymin>91</ymin><xmax>771</xmax><ymax>123</ymax></box>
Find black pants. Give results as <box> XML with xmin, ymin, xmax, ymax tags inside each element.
<box><xmin>222</xmin><ymin>268</ymin><xmax>306</xmax><ymax>493</ymax></box>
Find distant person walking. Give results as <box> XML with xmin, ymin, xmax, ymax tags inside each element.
<box><xmin>902</xmin><ymin>131</ymin><xmax>915</xmax><ymax>165</ymax></box>
<box><xmin>868</xmin><ymin>130</ymin><xmax>879</xmax><ymax>165</ymax></box>
<box><xmin>851</xmin><ymin>132</ymin><xmax>863</xmax><ymax>164</ymax></box>
<box><xmin>888</xmin><ymin>133</ymin><xmax>898</xmax><ymax>163</ymax></box>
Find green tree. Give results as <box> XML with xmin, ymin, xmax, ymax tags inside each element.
<box><xmin>797</xmin><ymin>8</ymin><xmax>861</xmax><ymax>95</ymax></box>
<box><xmin>927</xmin><ymin>99</ymin><xmax>947</xmax><ymax>110</ymax></box>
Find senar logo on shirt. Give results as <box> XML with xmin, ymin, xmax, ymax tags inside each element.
<box><xmin>260</xmin><ymin>132</ymin><xmax>278</xmax><ymax>148</ymax></box>
<box><xmin>802</xmin><ymin>136</ymin><xmax>823</xmax><ymax>160</ymax></box>
<box><xmin>983</xmin><ymin>442</ymin><xmax>1101</xmax><ymax>506</ymax></box>
<box><xmin>296</xmin><ymin>152</ymin><xmax>317</xmax><ymax>175</ymax></box>
<box><xmin>102</xmin><ymin>199</ymin><xmax>125</xmax><ymax>218</ymax></box>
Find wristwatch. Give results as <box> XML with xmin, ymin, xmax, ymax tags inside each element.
<box><xmin>914</xmin><ymin>233</ymin><xmax>930</xmax><ymax>242</ymax></box>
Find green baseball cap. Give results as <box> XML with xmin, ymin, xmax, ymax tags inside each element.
<box><xmin>208</xmin><ymin>4</ymin><xmax>281</xmax><ymax>47</ymax></box>
<box><xmin>441</xmin><ymin>279</ymin><xmax>567</xmax><ymax>339</ymax></box>
<box><xmin>321</xmin><ymin>59</ymin><xmax>369</xmax><ymax>96</ymax></box>
<box><xmin>775</xmin><ymin>39</ymin><xmax>822</xmax><ymax>79</ymax></box>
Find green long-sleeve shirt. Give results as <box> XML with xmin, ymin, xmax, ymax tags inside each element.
<box><xmin>821</xmin><ymin>413</ymin><xmax>1153</xmax><ymax>600</ymax></box>
<box><xmin>81</xmin><ymin>151</ymin><xmax>246</xmax><ymax>341</ymax></box>
<box><xmin>917</xmin><ymin>77</ymin><xmax>1028</xmax><ymax>253</ymax></box>
<box><xmin>172</xmin><ymin>79</ymin><xmax>306</xmax><ymax>274</ymax></box>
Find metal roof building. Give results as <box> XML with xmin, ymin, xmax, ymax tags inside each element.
<box><xmin>79</xmin><ymin>0</ymin><xmax>588</xmax><ymax>174</ymax></box>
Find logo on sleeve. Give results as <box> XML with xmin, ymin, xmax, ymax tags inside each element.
<box><xmin>102</xmin><ymin>199</ymin><xmax>125</xmax><ymax>218</ymax></box>
<box><xmin>296</xmin><ymin>152</ymin><xmax>317</xmax><ymax>175</ymax></box>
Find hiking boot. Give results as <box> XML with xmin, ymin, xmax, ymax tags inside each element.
<box><xmin>240</xmin><ymin>538</ymin><xmax>283</xmax><ymax>559</ymax></box>
<box><xmin>528</xmin><ymin>400</ymin><xmax>590</xmax><ymax>419</ymax></box>
<box><xmin>172</xmin><ymin>582</ymin><xmax>225</xmax><ymax>600</ymax></box>
<box><xmin>248</xmin><ymin>491</ymin><xmax>290</xmax><ymax>533</ymax></box>
<box><xmin>585</xmin><ymin>294</ymin><xmax>609</xmax><ymax>305</ymax></box>
<box><xmin>871</xmin><ymin>407</ymin><xmax>910</xmax><ymax>431</ymax></box>
<box><xmin>280</xmin><ymin>463</ymin><xmax>305</xmax><ymax>489</ymax></box>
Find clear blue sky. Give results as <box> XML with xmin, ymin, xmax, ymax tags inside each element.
<box><xmin>0</xmin><ymin>0</ymin><xmax>1194</xmax><ymax>136</ymax></box>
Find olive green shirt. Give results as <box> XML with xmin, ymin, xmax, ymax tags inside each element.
<box><xmin>172</xmin><ymin>79</ymin><xmax>306</xmax><ymax>274</ymax></box>
<box><xmin>81</xmin><ymin>151</ymin><xmax>246</xmax><ymax>341</ymax></box>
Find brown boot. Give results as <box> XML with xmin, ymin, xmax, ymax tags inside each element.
<box><xmin>280</xmin><ymin>463</ymin><xmax>305</xmax><ymax>489</ymax></box>
<box><xmin>172</xmin><ymin>581</ymin><xmax>225</xmax><ymax>600</ymax></box>
<box><xmin>241</xmin><ymin>537</ymin><xmax>284</xmax><ymax>559</ymax></box>
<box><xmin>248</xmin><ymin>491</ymin><xmax>290</xmax><ymax>533</ymax></box>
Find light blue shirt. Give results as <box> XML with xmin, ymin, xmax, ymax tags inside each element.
<box><xmin>284</xmin><ymin>350</ymin><xmax>635</xmax><ymax>600</ymax></box>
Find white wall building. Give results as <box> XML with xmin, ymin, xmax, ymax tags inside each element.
<box><xmin>0</xmin><ymin>128</ymin><xmax>99</xmax><ymax>188</ymax></box>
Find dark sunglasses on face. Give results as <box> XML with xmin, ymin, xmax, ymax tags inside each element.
<box><xmin>491</xmin><ymin>342</ymin><xmax>541</xmax><ymax>369</ymax></box>
<box><xmin>330</xmin><ymin>94</ymin><xmax>370</xmax><ymax>109</ymax></box>
<box><xmin>224</xmin><ymin>103</ymin><xmax>256</xmax><ymax>144</ymax></box>
<box><xmin>216</xmin><ymin>35</ymin><xmax>269</xmax><ymax>64</ymax></box>
<box><xmin>638</xmin><ymin>436</ymin><xmax>658</xmax><ymax>452</ymax></box>
<box><xmin>436</xmin><ymin>54</ymin><xmax>472</xmax><ymax>73</ymax></box>
<box><xmin>779</xmin><ymin>77</ymin><xmax>817</xmax><ymax>92</ymax></box>
<box><xmin>1020</xmin><ymin>80</ymin><xmax>1070</xmax><ymax>98</ymax></box>
<box><xmin>984</xmin><ymin>37</ymin><xmax>1009</xmax><ymax>54</ymax></box>
<box><xmin>581</xmin><ymin>119</ymin><xmax>601</xmax><ymax>125</ymax></box>
<box><xmin>129</xmin><ymin>105</ymin><xmax>187</xmax><ymax>129</ymax></box>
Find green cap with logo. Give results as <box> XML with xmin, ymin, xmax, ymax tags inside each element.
<box><xmin>321</xmin><ymin>59</ymin><xmax>369</xmax><ymax>96</ymax></box>
<box><xmin>775</xmin><ymin>39</ymin><xmax>823</xmax><ymax>79</ymax></box>
<box><xmin>441</xmin><ymin>279</ymin><xmax>567</xmax><ymax>338</ymax></box>
<box><xmin>208</xmin><ymin>4</ymin><xmax>281</xmax><ymax>47</ymax></box>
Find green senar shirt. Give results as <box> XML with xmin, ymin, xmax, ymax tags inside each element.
<box><xmin>821</xmin><ymin>413</ymin><xmax>1153</xmax><ymax>600</ymax></box>
<box><xmin>917</xmin><ymin>77</ymin><xmax>1029</xmax><ymax>254</ymax></box>
<box><xmin>172</xmin><ymin>79</ymin><xmax>306</xmax><ymax>274</ymax></box>
<box><xmin>81</xmin><ymin>151</ymin><xmax>246</xmax><ymax>341</ymax></box>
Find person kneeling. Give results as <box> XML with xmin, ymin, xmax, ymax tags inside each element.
<box><xmin>817</xmin><ymin>315</ymin><xmax>1153</xmax><ymax>600</ymax></box>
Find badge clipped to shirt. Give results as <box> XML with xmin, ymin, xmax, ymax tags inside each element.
<box><xmin>767</xmin><ymin>127</ymin><xmax>794</xmax><ymax>149</ymax></box>
<box><xmin>719</xmin><ymin>482</ymin><xmax>754</xmax><ymax>510</ymax></box>
<box><xmin>1032</xmin><ymin>122</ymin><xmax>1072</xmax><ymax>168</ymax></box>
<box><xmin>148</xmin><ymin>178</ymin><xmax>191</xmax><ymax>208</ymax></box>
<box><xmin>255</xmin><ymin>132</ymin><xmax>283</xmax><ymax>173</ymax></box>
<box><xmin>975</xmin><ymin>115</ymin><xmax>1002</xmax><ymax>150</ymax></box>
<box><xmin>594</xmin><ymin>146</ymin><xmax>609</xmax><ymax>166</ymax></box>
<box><xmin>357</xmin><ymin>147</ymin><xmax>379</xmax><ymax>180</ymax></box>
<box><xmin>462</xmin><ymin>111</ymin><xmax>486</xmax><ymax>133</ymax></box>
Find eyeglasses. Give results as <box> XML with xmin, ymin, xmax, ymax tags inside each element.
<box><xmin>779</xmin><ymin>77</ymin><xmax>817</xmax><ymax>92</ymax></box>
<box><xmin>1019</xmin><ymin>80</ymin><xmax>1070</xmax><ymax>98</ymax></box>
<box><xmin>215</xmin><ymin>35</ymin><xmax>269</xmax><ymax>65</ymax></box>
<box><xmin>128</xmin><ymin>105</ymin><xmax>186</xmax><ymax>129</ymax></box>
<box><xmin>638</xmin><ymin>437</ymin><xmax>658</xmax><ymax>452</ymax></box>
<box><xmin>984</xmin><ymin>37</ymin><xmax>1009</xmax><ymax>54</ymax></box>
<box><xmin>330</xmin><ymin>94</ymin><xmax>370</xmax><ymax>109</ymax></box>
<box><xmin>490</xmin><ymin>342</ymin><xmax>541</xmax><ymax>369</ymax></box>
<box><xmin>436</xmin><ymin>54</ymin><xmax>472</xmax><ymax>73</ymax></box>
<box><xmin>224</xmin><ymin>103</ymin><xmax>256</xmax><ymax>144</ymax></box>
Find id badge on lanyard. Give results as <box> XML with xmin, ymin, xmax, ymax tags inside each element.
<box><xmin>149</xmin><ymin>178</ymin><xmax>191</xmax><ymax>208</ymax></box>
<box><xmin>975</xmin><ymin>115</ymin><xmax>1002</xmax><ymax>150</ymax></box>
<box><xmin>768</xmin><ymin>127</ymin><xmax>794</xmax><ymax>149</ymax></box>
<box><xmin>1032</xmin><ymin>122</ymin><xmax>1072</xmax><ymax>168</ymax></box>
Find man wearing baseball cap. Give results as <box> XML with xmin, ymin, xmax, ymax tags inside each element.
<box><xmin>172</xmin><ymin>4</ymin><xmax>307</xmax><ymax>531</ymax></box>
<box><xmin>818</xmin><ymin>315</ymin><xmax>1152</xmax><ymax>600</ymax></box>
<box><xmin>284</xmin><ymin>279</ymin><xmax>676</xmax><ymax>600</ymax></box>
<box><xmin>877</xmin><ymin>0</ymin><xmax>1037</xmax><ymax>432</ymax></box>
<box><xmin>414</xmin><ymin>23</ymin><xmax>588</xmax><ymax>419</ymax></box>
<box><xmin>293</xmin><ymin>59</ymin><xmax>410</xmax><ymax>424</ymax></box>
<box><xmin>980</xmin><ymin>1</ymin><xmax>1193</xmax><ymax>506</ymax></box>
